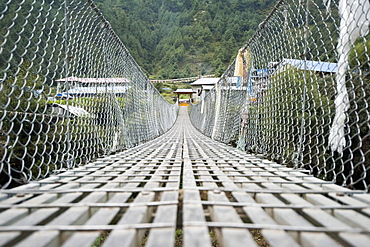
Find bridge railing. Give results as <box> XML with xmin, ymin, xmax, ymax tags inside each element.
<box><xmin>0</xmin><ymin>0</ymin><xmax>178</xmax><ymax>188</ymax></box>
<box><xmin>190</xmin><ymin>0</ymin><xmax>370</xmax><ymax>191</ymax></box>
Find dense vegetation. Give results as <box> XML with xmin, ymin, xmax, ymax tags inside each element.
<box><xmin>95</xmin><ymin>0</ymin><xmax>275</xmax><ymax>79</ymax></box>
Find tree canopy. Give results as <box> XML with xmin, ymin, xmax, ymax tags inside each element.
<box><xmin>95</xmin><ymin>0</ymin><xmax>275</xmax><ymax>78</ymax></box>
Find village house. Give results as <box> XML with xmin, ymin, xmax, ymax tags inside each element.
<box><xmin>190</xmin><ymin>77</ymin><xmax>220</xmax><ymax>102</ymax></box>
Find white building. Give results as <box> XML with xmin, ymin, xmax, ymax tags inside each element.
<box><xmin>190</xmin><ymin>77</ymin><xmax>220</xmax><ymax>102</ymax></box>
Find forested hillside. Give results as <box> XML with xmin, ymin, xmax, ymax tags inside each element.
<box><xmin>95</xmin><ymin>0</ymin><xmax>275</xmax><ymax>78</ymax></box>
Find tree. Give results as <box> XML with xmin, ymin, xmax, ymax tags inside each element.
<box><xmin>0</xmin><ymin>61</ymin><xmax>50</xmax><ymax>187</ymax></box>
<box><xmin>93</xmin><ymin>0</ymin><xmax>276</xmax><ymax>77</ymax></box>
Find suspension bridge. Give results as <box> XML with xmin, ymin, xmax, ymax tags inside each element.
<box><xmin>1</xmin><ymin>0</ymin><xmax>370</xmax><ymax>246</ymax></box>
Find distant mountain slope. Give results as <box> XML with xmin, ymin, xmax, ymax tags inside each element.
<box><xmin>95</xmin><ymin>0</ymin><xmax>275</xmax><ymax>78</ymax></box>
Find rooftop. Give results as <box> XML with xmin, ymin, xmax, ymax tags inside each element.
<box><xmin>51</xmin><ymin>103</ymin><xmax>91</xmax><ymax>117</ymax></box>
<box><xmin>173</xmin><ymin>89</ymin><xmax>196</xmax><ymax>94</ymax></box>
<box><xmin>56</xmin><ymin>86</ymin><xmax>129</xmax><ymax>97</ymax></box>
<box><xmin>202</xmin><ymin>85</ymin><xmax>215</xmax><ymax>90</ymax></box>
<box><xmin>281</xmin><ymin>59</ymin><xmax>338</xmax><ymax>73</ymax></box>
<box><xmin>55</xmin><ymin>77</ymin><xmax>130</xmax><ymax>83</ymax></box>
<box><xmin>190</xmin><ymin>78</ymin><xmax>220</xmax><ymax>86</ymax></box>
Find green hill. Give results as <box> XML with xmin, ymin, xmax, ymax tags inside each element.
<box><xmin>95</xmin><ymin>0</ymin><xmax>275</xmax><ymax>79</ymax></box>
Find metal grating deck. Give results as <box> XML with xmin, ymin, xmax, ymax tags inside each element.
<box><xmin>0</xmin><ymin>107</ymin><xmax>370</xmax><ymax>246</ymax></box>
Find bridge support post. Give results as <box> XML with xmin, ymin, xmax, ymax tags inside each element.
<box><xmin>211</xmin><ymin>81</ymin><xmax>222</xmax><ymax>140</ymax></box>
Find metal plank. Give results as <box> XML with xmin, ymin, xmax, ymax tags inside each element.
<box><xmin>281</xmin><ymin>194</ymin><xmax>352</xmax><ymax>229</ymax></box>
<box><xmin>102</xmin><ymin>164</ymin><xmax>164</xmax><ymax>246</ymax></box>
<box><xmin>145</xmin><ymin>155</ymin><xmax>181</xmax><ymax>247</ymax></box>
<box><xmin>197</xmin><ymin>162</ymin><xmax>257</xmax><ymax>247</ymax></box>
<box><xmin>306</xmin><ymin>194</ymin><xmax>370</xmax><ymax>229</ymax></box>
<box><xmin>145</xmin><ymin>191</ymin><xmax>178</xmax><ymax>247</ymax></box>
<box><xmin>182</xmin><ymin>154</ymin><xmax>213</xmax><ymax>247</ymax></box>
<box><xmin>0</xmin><ymin>232</ymin><xmax>21</xmax><ymax>246</ymax></box>
<box><xmin>14</xmin><ymin>230</ymin><xmax>60</xmax><ymax>247</ymax></box>
<box><xmin>256</xmin><ymin>193</ymin><xmax>341</xmax><ymax>246</ymax></box>
<box><xmin>61</xmin><ymin>208</ymin><xmax>120</xmax><ymax>247</ymax></box>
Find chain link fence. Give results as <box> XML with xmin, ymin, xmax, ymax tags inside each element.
<box><xmin>0</xmin><ymin>0</ymin><xmax>178</xmax><ymax>188</ymax></box>
<box><xmin>190</xmin><ymin>0</ymin><xmax>370</xmax><ymax>191</ymax></box>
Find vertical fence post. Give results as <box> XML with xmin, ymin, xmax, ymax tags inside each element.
<box><xmin>295</xmin><ymin>0</ymin><xmax>310</xmax><ymax>168</ymax></box>
<box><xmin>64</xmin><ymin>0</ymin><xmax>73</xmax><ymax>168</ymax></box>
<box><xmin>211</xmin><ymin>80</ymin><xmax>222</xmax><ymax>140</ymax></box>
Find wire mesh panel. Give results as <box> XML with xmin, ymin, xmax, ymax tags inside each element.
<box><xmin>190</xmin><ymin>0</ymin><xmax>370</xmax><ymax>191</ymax></box>
<box><xmin>189</xmin><ymin>88</ymin><xmax>217</xmax><ymax>138</ymax></box>
<box><xmin>190</xmin><ymin>61</ymin><xmax>249</xmax><ymax>146</ymax></box>
<box><xmin>0</xmin><ymin>0</ymin><xmax>178</xmax><ymax>188</ymax></box>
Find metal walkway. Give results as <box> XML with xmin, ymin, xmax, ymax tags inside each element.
<box><xmin>1</xmin><ymin>107</ymin><xmax>370</xmax><ymax>247</ymax></box>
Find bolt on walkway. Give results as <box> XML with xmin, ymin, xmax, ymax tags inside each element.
<box><xmin>1</xmin><ymin>107</ymin><xmax>370</xmax><ymax>247</ymax></box>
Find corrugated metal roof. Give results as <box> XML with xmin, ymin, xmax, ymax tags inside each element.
<box><xmin>55</xmin><ymin>77</ymin><xmax>130</xmax><ymax>83</ymax></box>
<box><xmin>282</xmin><ymin>59</ymin><xmax>338</xmax><ymax>73</ymax></box>
<box><xmin>56</xmin><ymin>86</ymin><xmax>129</xmax><ymax>97</ymax></box>
<box><xmin>191</xmin><ymin>78</ymin><xmax>220</xmax><ymax>85</ymax></box>
<box><xmin>173</xmin><ymin>89</ymin><xmax>196</xmax><ymax>93</ymax></box>
<box><xmin>202</xmin><ymin>85</ymin><xmax>215</xmax><ymax>90</ymax></box>
<box><xmin>51</xmin><ymin>103</ymin><xmax>90</xmax><ymax>117</ymax></box>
